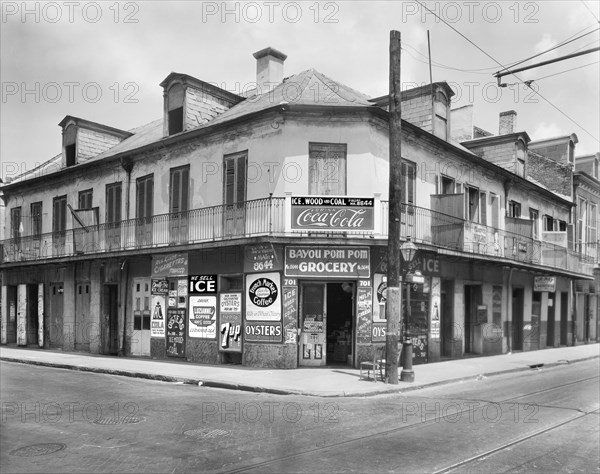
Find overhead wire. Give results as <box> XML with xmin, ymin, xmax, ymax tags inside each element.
<box><xmin>413</xmin><ymin>0</ymin><xmax>600</xmax><ymax>144</ymax></box>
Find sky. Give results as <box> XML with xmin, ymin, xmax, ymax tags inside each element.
<box><xmin>1</xmin><ymin>0</ymin><xmax>599</xmax><ymax>181</ymax></box>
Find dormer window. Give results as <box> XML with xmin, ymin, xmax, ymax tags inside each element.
<box><xmin>167</xmin><ymin>83</ymin><xmax>184</xmax><ymax>135</ymax></box>
<box><xmin>64</xmin><ymin>124</ymin><xmax>77</xmax><ymax>167</ymax></box>
<box><xmin>516</xmin><ymin>140</ymin><xmax>526</xmax><ymax>177</ymax></box>
<box><xmin>434</xmin><ymin>90</ymin><xmax>448</xmax><ymax>140</ymax></box>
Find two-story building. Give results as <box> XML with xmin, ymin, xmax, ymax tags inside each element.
<box><xmin>0</xmin><ymin>47</ymin><xmax>596</xmax><ymax>369</ymax></box>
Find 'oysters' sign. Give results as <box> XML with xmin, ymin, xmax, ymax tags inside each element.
<box><xmin>291</xmin><ymin>196</ymin><xmax>374</xmax><ymax>231</ymax></box>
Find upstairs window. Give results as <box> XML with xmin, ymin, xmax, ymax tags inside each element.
<box><xmin>78</xmin><ymin>189</ymin><xmax>93</xmax><ymax>210</ymax></box>
<box><xmin>11</xmin><ymin>207</ymin><xmax>21</xmax><ymax>240</ymax></box>
<box><xmin>170</xmin><ymin>165</ymin><xmax>190</xmax><ymax>214</ymax></box>
<box><xmin>588</xmin><ymin>203</ymin><xmax>597</xmax><ymax>245</ymax></box>
<box><xmin>224</xmin><ymin>152</ymin><xmax>247</xmax><ymax>205</ymax></box>
<box><xmin>529</xmin><ymin>208</ymin><xmax>539</xmax><ymax>240</ymax></box>
<box><xmin>309</xmin><ymin>143</ymin><xmax>347</xmax><ymax>196</ymax></box>
<box><xmin>52</xmin><ymin>195</ymin><xmax>67</xmax><ymax>236</ymax></box>
<box><xmin>508</xmin><ymin>200</ymin><xmax>521</xmax><ymax>218</ymax></box>
<box><xmin>64</xmin><ymin>124</ymin><xmax>77</xmax><ymax>166</ymax></box>
<box><xmin>167</xmin><ymin>83</ymin><xmax>184</xmax><ymax>135</ymax></box>
<box><xmin>433</xmin><ymin>90</ymin><xmax>448</xmax><ymax>140</ymax></box>
<box><xmin>516</xmin><ymin>141</ymin><xmax>526</xmax><ymax>177</ymax></box>
<box><xmin>31</xmin><ymin>202</ymin><xmax>42</xmax><ymax>238</ymax></box>
<box><xmin>543</xmin><ymin>215</ymin><xmax>567</xmax><ymax>232</ymax></box>
<box><xmin>440</xmin><ymin>175</ymin><xmax>456</xmax><ymax>194</ymax></box>
<box><xmin>490</xmin><ymin>193</ymin><xmax>500</xmax><ymax>228</ymax></box>
<box><xmin>401</xmin><ymin>160</ymin><xmax>416</xmax><ymax>207</ymax></box>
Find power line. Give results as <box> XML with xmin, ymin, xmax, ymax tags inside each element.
<box><xmin>581</xmin><ymin>0</ymin><xmax>600</xmax><ymax>24</ymax></box>
<box><xmin>413</xmin><ymin>0</ymin><xmax>600</xmax><ymax>144</ymax></box>
<box><xmin>531</xmin><ymin>61</ymin><xmax>600</xmax><ymax>83</ymax></box>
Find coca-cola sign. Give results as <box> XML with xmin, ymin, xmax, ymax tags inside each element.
<box><xmin>291</xmin><ymin>196</ymin><xmax>374</xmax><ymax>231</ymax></box>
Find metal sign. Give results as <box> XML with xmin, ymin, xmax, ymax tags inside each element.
<box><xmin>291</xmin><ymin>196</ymin><xmax>374</xmax><ymax>231</ymax></box>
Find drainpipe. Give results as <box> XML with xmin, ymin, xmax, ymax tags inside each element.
<box><xmin>505</xmin><ymin>267</ymin><xmax>513</xmax><ymax>352</ymax></box>
<box><xmin>119</xmin><ymin>158</ymin><xmax>133</xmax><ymax>356</ymax></box>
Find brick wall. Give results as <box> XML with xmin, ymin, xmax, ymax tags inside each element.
<box><xmin>402</xmin><ymin>95</ymin><xmax>433</xmax><ymax>133</ymax></box>
<box><xmin>528</xmin><ymin>151</ymin><xmax>572</xmax><ymax>197</ymax></box>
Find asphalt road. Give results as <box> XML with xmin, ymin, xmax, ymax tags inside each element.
<box><xmin>1</xmin><ymin>358</ymin><xmax>598</xmax><ymax>473</ymax></box>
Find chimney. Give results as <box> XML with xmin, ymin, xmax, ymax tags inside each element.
<box><xmin>499</xmin><ymin>110</ymin><xmax>517</xmax><ymax>135</ymax></box>
<box><xmin>253</xmin><ymin>47</ymin><xmax>287</xmax><ymax>94</ymax></box>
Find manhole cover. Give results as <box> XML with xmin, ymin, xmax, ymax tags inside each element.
<box><xmin>10</xmin><ymin>443</ymin><xmax>66</xmax><ymax>457</ymax></box>
<box><xmin>183</xmin><ymin>428</ymin><xmax>230</xmax><ymax>439</ymax></box>
<box><xmin>92</xmin><ymin>416</ymin><xmax>143</xmax><ymax>425</ymax></box>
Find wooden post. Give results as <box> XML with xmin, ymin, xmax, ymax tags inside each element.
<box><xmin>386</xmin><ymin>30</ymin><xmax>402</xmax><ymax>384</ymax></box>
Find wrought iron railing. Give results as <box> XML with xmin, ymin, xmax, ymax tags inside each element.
<box><xmin>0</xmin><ymin>199</ymin><xmax>595</xmax><ymax>276</ymax></box>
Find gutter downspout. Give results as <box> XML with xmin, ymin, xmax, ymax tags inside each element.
<box><xmin>119</xmin><ymin>158</ymin><xmax>133</xmax><ymax>356</ymax></box>
<box><xmin>506</xmin><ymin>267</ymin><xmax>514</xmax><ymax>353</ymax></box>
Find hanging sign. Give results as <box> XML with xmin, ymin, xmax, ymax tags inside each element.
<box><xmin>152</xmin><ymin>253</ymin><xmax>188</xmax><ymax>277</ymax></box>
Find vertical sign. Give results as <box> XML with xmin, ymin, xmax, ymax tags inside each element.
<box><xmin>430</xmin><ymin>277</ymin><xmax>441</xmax><ymax>341</ymax></box>
<box><xmin>282</xmin><ymin>281</ymin><xmax>298</xmax><ymax>344</ymax></box>
<box><xmin>166</xmin><ymin>308</ymin><xmax>186</xmax><ymax>357</ymax></box>
<box><xmin>219</xmin><ymin>293</ymin><xmax>242</xmax><ymax>352</ymax></box>
<box><xmin>151</xmin><ymin>279</ymin><xmax>167</xmax><ymax>338</ymax></box>
<box><xmin>356</xmin><ymin>284</ymin><xmax>372</xmax><ymax>344</ymax></box>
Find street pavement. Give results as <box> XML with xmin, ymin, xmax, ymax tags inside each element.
<box><xmin>1</xmin><ymin>343</ymin><xmax>598</xmax><ymax>397</ymax></box>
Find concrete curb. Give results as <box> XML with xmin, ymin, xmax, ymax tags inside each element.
<box><xmin>1</xmin><ymin>354</ymin><xmax>598</xmax><ymax>398</ymax></box>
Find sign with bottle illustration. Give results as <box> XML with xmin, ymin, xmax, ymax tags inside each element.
<box><xmin>166</xmin><ymin>308</ymin><xmax>186</xmax><ymax>357</ymax></box>
<box><xmin>151</xmin><ymin>295</ymin><xmax>166</xmax><ymax>338</ymax></box>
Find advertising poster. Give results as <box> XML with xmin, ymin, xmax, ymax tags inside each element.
<box><xmin>188</xmin><ymin>295</ymin><xmax>217</xmax><ymax>339</ymax></box>
<box><xmin>430</xmin><ymin>277</ymin><xmax>441</xmax><ymax>341</ymax></box>
<box><xmin>152</xmin><ymin>253</ymin><xmax>188</xmax><ymax>278</ymax></box>
<box><xmin>356</xmin><ymin>287</ymin><xmax>372</xmax><ymax>344</ymax></box>
<box><xmin>245</xmin><ymin>272</ymin><xmax>281</xmax><ymax>321</ymax></box>
<box><xmin>166</xmin><ymin>308</ymin><xmax>186</xmax><ymax>357</ymax></box>
<box><xmin>150</xmin><ymin>294</ymin><xmax>166</xmax><ymax>338</ymax></box>
<box><xmin>282</xmin><ymin>286</ymin><xmax>298</xmax><ymax>344</ymax></box>
<box><xmin>219</xmin><ymin>293</ymin><xmax>242</xmax><ymax>352</ymax></box>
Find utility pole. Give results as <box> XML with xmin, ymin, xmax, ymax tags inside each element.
<box><xmin>386</xmin><ymin>30</ymin><xmax>402</xmax><ymax>384</ymax></box>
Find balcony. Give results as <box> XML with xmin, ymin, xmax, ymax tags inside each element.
<box><xmin>0</xmin><ymin>198</ymin><xmax>595</xmax><ymax>277</ymax></box>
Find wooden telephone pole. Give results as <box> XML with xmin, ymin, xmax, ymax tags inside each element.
<box><xmin>386</xmin><ymin>30</ymin><xmax>402</xmax><ymax>384</ymax></box>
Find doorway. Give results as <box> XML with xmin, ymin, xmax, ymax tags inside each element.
<box><xmin>130</xmin><ymin>278</ymin><xmax>151</xmax><ymax>356</ymax></box>
<box><xmin>26</xmin><ymin>284</ymin><xmax>39</xmax><ymax>346</ymax></box>
<box><xmin>6</xmin><ymin>286</ymin><xmax>17</xmax><ymax>344</ymax></box>
<box><xmin>464</xmin><ymin>285</ymin><xmax>482</xmax><ymax>354</ymax></box>
<box><xmin>102</xmin><ymin>284</ymin><xmax>119</xmax><ymax>355</ymax></box>
<box><xmin>547</xmin><ymin>292</ymin><xmax>555</xmax><ymax>347</ymax></box>
<box><xmin>560</xmin><ymin>291</ymin><xmax>569</xmax><ymax>345</ymax></box>
<box><xmin>512</xmin><ymin>288</ymin><xmax>525</xmax><ymax>351</ymax></box>
<box><xmin>299</xmin><ymin>282</ymin><xmax>354</xmax><ymax>367</ymax></box>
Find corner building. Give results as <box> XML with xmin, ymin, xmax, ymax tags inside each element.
<box><xmin>1</xmin><ymin>48</ymin><xmax>597</xmax><ymax>369</ymax></box>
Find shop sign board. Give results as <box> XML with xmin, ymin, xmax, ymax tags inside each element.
<box><xmin>188</xmin><ymin>295</ymin><xmax>217</xmax><ymax>339</ymax></box>
<box><xmin>246</xmin><ymin>272</ymin><xmax>281</xmax><ymax>321</ymax></box>
<box><xmin>291</xmin><ymin>196</ymin><xmax>374</xmax><ymax>232</ymax></box>
<box><xmin>282</xmin><ymin>286</ymin><xmax>298</xmax><ymax>344</ymax></box>
<box><xmin>356</xmin><ymin>286</ymin><xmax>372</xmax><ymax>344</ymax></box>
<box><xmin>219</xmin><ymin>293</ymin><xmax>242</xmax><ymax>352</ymax></box>
<box><xmin>534</xmin><ymin>276</ymin><xmax>556</xmax><ymax>292</ymax></box>
<box><xmin>245</xmin><ymin>322</ymin><xmax>282</xmax><ymax>342</ymax></box>
<box><xmin>244</xmin><ymin>243</ymin><xmax>281</xmax><ymax>273</ymax></box>
<box><xmin>166</xmin><ymin>309</ymin><xmax>186</xmax><ymax>357</ymax></box>
<box><xmin>285</xmin><ymin>246</ymin><xmax>370</xmax><ymax>278</ymax></box>
<box><xmin>371</xmin><ymin>322</ymin><xmax>386</xmax><ymax>342</ymax></box>
<box><xmin>152</xmin><ymin>253</ymin><xmax>188</xmax><ymax>277</ymax></box>
<box><xmin>151</xmin><ymin>279</ymin><xmax>168</xmax><ymax>295</ymax></box>
<box><xmin>189</xmin><ymin>275</ymin><xmax>218</xmax><ymax>294</ymax></box>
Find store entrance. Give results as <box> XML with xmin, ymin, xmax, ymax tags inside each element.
<box><xmin>299</xmin><ymin>282</ymin><xmax>354</xmax><ymax>367</ymax></box>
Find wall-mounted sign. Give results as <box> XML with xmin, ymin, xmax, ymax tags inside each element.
<box><xmin>152</xmin><ymin>253</ymin><xmax>188</xmax><ymax>277</ymax></box>
<box><xmin>534</xmin><ymin>276</ymin><xmax>556</xmax><ymax>292</ymax></box>
<box><xmin>189</xmin><ymin>275</ymin><xmax>218</xmax><ymax>294</ymax></box>
<box><xmin>245</xmin><ymin>322</ymin><xmax>282</xmax><ymax>343</ymax></box>
<box><xmin>246</xmin><ymin>273</ymin><xmax>281</xmax><ymax>321</ymax></box>
<box><xmin>219</xmin><ymin>293</ymin><xmax>242</xmax><ymax>352</ymax></box>
<box><xmin>188</xmin><ymin>295</ymin><xmax>217</xmax><ymax>339</ymax></box>
<box><xmin>151</xmin><ymin>295</ymin><xmax>165</xmax><ymax>338</ymax></box>
<box><xmin>291</xmin><ymin>196</ymin><xmax>374</xmax><ymax>231</ymax></box>
<box><xmin>166</xmin><ymin>309</ymin><xmax>186</xmax><ymax>357</ymax></box>
<box><xmin>151</xmin><ymin>279</ymin><xmax>168</xmax><ymax>295</ymax></box>
<box><xmin>285</xmin><ymin>246</ymin><xmax>370</xmax><ymax>278</ymax></box>
<box><xmin>244</xmin><ymin>243</ymin><xmax>281</xmax><ymax>273</ymax></box>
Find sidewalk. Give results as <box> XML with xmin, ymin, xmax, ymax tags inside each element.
<box><xmin>1</xmin><ymin>344</ymin><xmax>598</xmax><ymax>397</ymax></box>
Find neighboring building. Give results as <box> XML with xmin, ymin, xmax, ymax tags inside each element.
<box><xmin>573</xmin><ymin>152</ymin><xmax>600</xmax><ymax>343</ymax></box>
<box><xmin>0</xmin><ymin>47</ymin><xmax>596</xmax><ymax>369</ymax></box>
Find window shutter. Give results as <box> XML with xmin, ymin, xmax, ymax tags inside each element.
<box><xmin>480</xmin><ymin>192</ymin><xmax>487</xmax><ymax>226</ymax></box>
<box><xmin>236</xmin><ymin>155</ymin><xmax>246</xmax><ymax>204</ymax></box>
<box><xmin>181</xmin><ymin>167</ymin><xmax>189</xmax><ymax>212</ymax></box>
